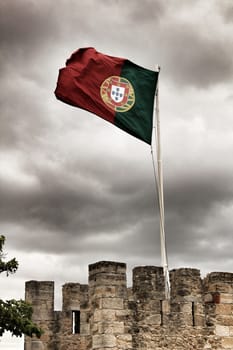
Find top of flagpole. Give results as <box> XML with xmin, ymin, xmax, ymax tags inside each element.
<box><xmin>155</xmin><ymin>65</ymin><xmax>160</xmax><ymax>73</ymax></box>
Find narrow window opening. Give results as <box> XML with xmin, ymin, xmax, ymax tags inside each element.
<box><xmin>72</xmin><ymin>310</ymin><xmax>80</xmax><ymax>334</ymax></box>
<box><xmin>192</xmin><ymin>302</ymin><xmax>195</xmax><ymax>327</ymax></box>
<box><xmin>160</xmin><ymin>300</ymin><xmax>163</xmax><ymax>326</ymax></box>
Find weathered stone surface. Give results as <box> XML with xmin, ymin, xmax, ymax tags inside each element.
<box><xmin>217</xmin><ymin>315</ymin><xmax>233</xmax><ymax>326</ymax></box>
<box><xmin>116</xmin><ymin>334</ymin><xmax>132</xmax><ymax>350</ymax></box>
<box><xmin>220</xmin><ymin>294</ymin><xmax>233</xmax><ymax>304</ymax></box>
<box><xmin>94</xmin><ymin>309</ymin><xmax>116</xmax><ymax>322</ymax></box>
<box><xmin>93</xmin><ymin>334</ymin><xmax>117</xmax><ymax>348</ymax></box>
<box><xmin>25</xmin><ymin>261</ymin><xmax>233</xmax><ymax>350</ymax></box>
<box><xmin>215</xmin><ymin>325</ymin><xmax>230</xmax><ymax>336</ymax></box>
<box><xmin>31</xmin><ymin>341</ymin><xmax>44</xmax><ymax>349</ymax></box>
<box><xmin>81</xmin><ymin>323</ymin><xmax>91</xmax><ymax>335</ymax></box>
<box><xmin>145</xmin><ymin>314</ymin><xmax>161</xmax><ymax>325</ymax></box>
<box><xmin>101</xmin><ymin>298</ymin><xmax>124</xmax><ymax>310</ymax></box>
<box><xmin>93</xmin><ymin>286</ymin><xmax>116</xmax><ymax>298</ymax></box>
<box><xmin>222</xmin><ymin>336</ymin><xmax>233</xmax><ymax>348</ymax></box>
<box><xmin>215</xmin><ymin>304</ymin><xmax>232</xmax><ymax>315</ymax></box>
<box><xmin>98</xmin><ymin>321</ymin><xmax>124</xmax><ymax>334</ymax></box>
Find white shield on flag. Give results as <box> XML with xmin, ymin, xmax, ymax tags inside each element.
<box><xmin>111</xmin><ymin>85</ymin><xmax>125</xmax><ymax>103</ymax></box>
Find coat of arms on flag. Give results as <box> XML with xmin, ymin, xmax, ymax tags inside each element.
<box><xmin>111</xmin><ymin>85</ymin><xmax>125</xmax><ymax>103</ymax></box>
<box><xmin>100</xmin><ymin>76</ymin><xmax>135</xmax><ymax>112</ymax></box>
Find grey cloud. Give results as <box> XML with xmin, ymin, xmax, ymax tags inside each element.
<box><xmin>165</xmin><ymin>171</ymin><xmax>233</xmax><ymax>215</ymax></box>
<box><xmin>0</xmin><ymin>157</ymin><xmax>155</xmax><ymax>237</ymax></box>
<box><xmin>156</xmin><ymin>23</ymin><xmax>233</xmax><ymax>88</ymax></box>
<box><xmin>0</xmin><ymin>1</ymin><xmax>58</xmax><ymax>70</ymax></box>
<box><xmin>0</xmin><ymin>82</ymin><xmax>51</xmax><ymax>149</ymax></box>
<box><xmin>1</xmin><ymin>145</ymin><xmax>232</xmax><ymax>261</ymax></box>
<box><xmin>1</xmin><ymin>0</ymin><xmax>232</xmax><ymax>91</ymax></box>
<box><xmin>217</xmin><ymin>0</ymin><xmax>233</xmax><ymax>23</ymax></box>
<box><xmin>0</xmin><ymin>3</ymin><xmax>51</xmax><ymax>44</ymax></box>
<box><xmin>0</xmin><ymin>0</ymin><xmax>231</xmax><ymax>259</ymax></box>
<box><xmin>126</xmin><ymin>0</ymin><xmax>166</xmax><ymax>22</ymax></box>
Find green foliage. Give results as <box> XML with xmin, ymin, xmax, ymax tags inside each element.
<box><xmin>0</xmin><ymin>235</ymin><xmax>42</xmax><ymax>338</ymax></box>
<box><xmin>0</xmin><ymin>299</ymin><xmax>42</xmax><ymax>338</ymax></box>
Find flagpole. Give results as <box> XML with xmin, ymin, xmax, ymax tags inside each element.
<box><xmin>151</xmin><ymin>67</ymin><xmax>170</xmax><ymax>299</ymax></box>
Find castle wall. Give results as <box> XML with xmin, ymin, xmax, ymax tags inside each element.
<box><xmin>203</xmin><ymin>272</ymin><xmax>233</xmax><ymax>349</ymax></box>
<box><xmin>131</xmin><ymin>266</ymin><xmax>165</xmax><ymax>349</ymax></box>
<box><xmin>54</xmin><ymin>283</ymin><xmax>91</xmax><ymax>350</ymax></box>
<box><xmin>88</xmin><ymin>261</ymin><xmax>132</xmax><ymax>350</ymax></box>
<box><xmin>24</xmin><ymin>261</ymin><xmax>233</xmax><ymax>350</ymax></box>
<box><xmin>24</xmin><ymin>281</ymin><xmax>54</xmax><ymax>350</ymax></box>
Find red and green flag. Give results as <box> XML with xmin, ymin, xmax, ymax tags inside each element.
<box><xmin>55</xmin><ymin>47</ymin><xmax>158</xmax><ymax>144</ymax></box>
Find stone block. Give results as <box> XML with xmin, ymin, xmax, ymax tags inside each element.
<box><xmin>215</xmin><ymin>304</ymin><xmax>232</xmax><ymax>315</ymax></box>
<box><xmin>80</xmin><ymin>312</ymin><xmax>88</xmax><ymax>323</ymax></box>
<box><xmin>93</xmin><ymin>309</ymin><xmax>103</xmax><ymax>322</ymax></box>
<box><xmin>180</xmin><ymin>303</ymin><xmax>192</xmax><ymax>313</ymax></box>
<box><xmin>89</xmin><ymin>261</ymin><xmax>126</xmax><ymax>275</ymax></box>
<box><xmin>182</xmin><ymin>312</ymin><xmax>193</xmax><ymax>326</ymax></box>
<box><xmin>117</xmin><ymin>334</ymin><xmax>132</xmax><ymax>349</ymax></box>
<box><xmin>162</xmin><ymin>300</ymin><xmax>170</xmax><ymax>313</ymax></box>
<box><xmin>222</xmin><ymin>337</ymin><xmax>233</xmax><ymax>348</ymax></box>
<box><xmin>102</xmin><ymin>298</ymin><xmax>124</xmax><ymax>310</ymax></box>
<box><xmin>217</xmin><ymin>315</ymin><xmax>233</xmax><ymax>326</ymax></box>
<box><xmin>204</xmin><ymin>293</ymin><xmax>213</xmax><ymax>303</ymax></box>
<box><xmin>220</xmin><ymin>294</ymin><xmax>233</xmax><ymax>304</ymax></box>
<box><xmin>215</xmin><ymin>325</ymin><xmax>230</xmax><ymax>336</ymax></box>
<box><xmin>92</xmin><ymin>323</ymin><xmax>99</xmax><ymax>334</ymax></box>
<box><xmin>92</xmin><ymin>335</ymin><xmax>103</xmax><ymax>349</ymax></box>
<box><xmin>93</xmin><ymin>286</ymin><xmax>116</xmax><ymax>298</ymax></box>
<box><xmin>89</xmin><ymin>274</ymin><xmax>126</xmax><ymax>287</ymax></box>
<box><xmin>195</xmin><ymin>303</ymin><xmax>204</xmax><ymax>313</ymax></box>
<box><xmin>206</xmin><ymin>283</ymin><xmax>232</xmax><ymax>294</ymax></box>
<box><xmin>31</xmin><ymin>340</ymin><xmax>44</xmax><ymax>350</ymax></box>
<box><xmin>92</xmin><ymin>334</ymin><xmax>117</xmax><ymax>348</ymax></box>
<box><xmin>80</xmin><ymin>323</ymin><xmax>90</xmax><ymax>335</ymax></box>
<box><xmin>112</xmin><ymin>322</ymin><xmax>125</xmax><ymax>334</ymax></box>
<box><xmin>98</xmin><ymin>321</ymin><xmax>124</xmax><ymax>334</ymax></box>
<box><xmin>145</xmin><ymin>314</ymin><xmax>161</xmax><ymax>325</ymax></box>
<box><xmin>194</xmin><ymin>314</ymin><xmax>205</xmax><ymax>327</ymax></box>
<box><xmin>115</xmin><ymin>309</ymin><xmax>130</xmax><ymax>320</ymax></box>
<box><xmin>117</xmin><ymin>334</ymin><xmax>132</xmax><ymax>342</ymax></box>
<box><xmin>93</xmin><ymin>309</ymin><xmax>116</xmax><ymax>322</ymax></box>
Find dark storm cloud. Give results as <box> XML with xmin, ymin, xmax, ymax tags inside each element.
<box><xmin>217</xmin><ymin>0</ymin><xmax>233</xmax><ymax>23</ymax></box>
<box><xmin>0</xmin><ymin>0</ymin><xmax>232</xmax><ymax>254</ymax></box>
<box><xmin>0</xmin><ymin>151</ymin><xmax>157</xmax><ymax>251</ymax></box>
<box><xmin>165</xmin><ymin>169</ymin><xmax>233</xmax><ymax>215</ymax></box>
<box><xmin>0</xmin><ymin>1</ymin><xmax>58</xmax><ymax>78</ymax></box>
<box><xmin>0</xmin><ymin>80</ymin><xmax>51</xmax><ymax>149</ymax></box>
<box><xmin>0</xmin><ymin>1</ymin><xmax>56</xmax><ymax>45</ymax></box>
<box><xmin>1</xmin><ymin>138</ymin><xmax>233</xmax><ymax>260</ymax></box>
<box><xmin>124</xmin><ymin>0</ymin><xmax>232</xmax><ymax>88</ymax></box>
<box><xmin>156</xmin><ymin>20</ymin><xmax>233</xmax><ymax>88</ymax></box>
<box><xmin>1</xmin><ymin>0</ymin><xmax>232</xmax><ymax>93</ymax></box>
<box><xmin>0</xmin><ymin>0</ymin><xmax>95</xmax><ymax>85</ymax></box>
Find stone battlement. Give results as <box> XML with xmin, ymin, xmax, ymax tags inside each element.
<box><xmin>25</xmin><ymin>261</ymin><xmax>233</xmax><ymax>350</ymax></box>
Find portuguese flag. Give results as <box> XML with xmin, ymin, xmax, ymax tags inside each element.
<box><xmin>55</xmin><ymin>47</ymin><xmax>158</xmax><ymax>144</ymax></box>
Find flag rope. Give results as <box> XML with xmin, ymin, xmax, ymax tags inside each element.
<box><xmin>151</xmin><ymin>67</ymin><xmax>170</xmax><ymax>299</ymax></box>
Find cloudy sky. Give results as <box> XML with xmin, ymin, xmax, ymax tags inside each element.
<box><xmin>0</xmin><ymin>0</ymin><xmax>233</xmax><ymax>348</ymax></box>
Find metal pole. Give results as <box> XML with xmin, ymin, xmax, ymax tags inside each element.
<box><xmin>151</xmin><ymin>67</ymin><xmax>170</xmax><ymax>299</ymax></box>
